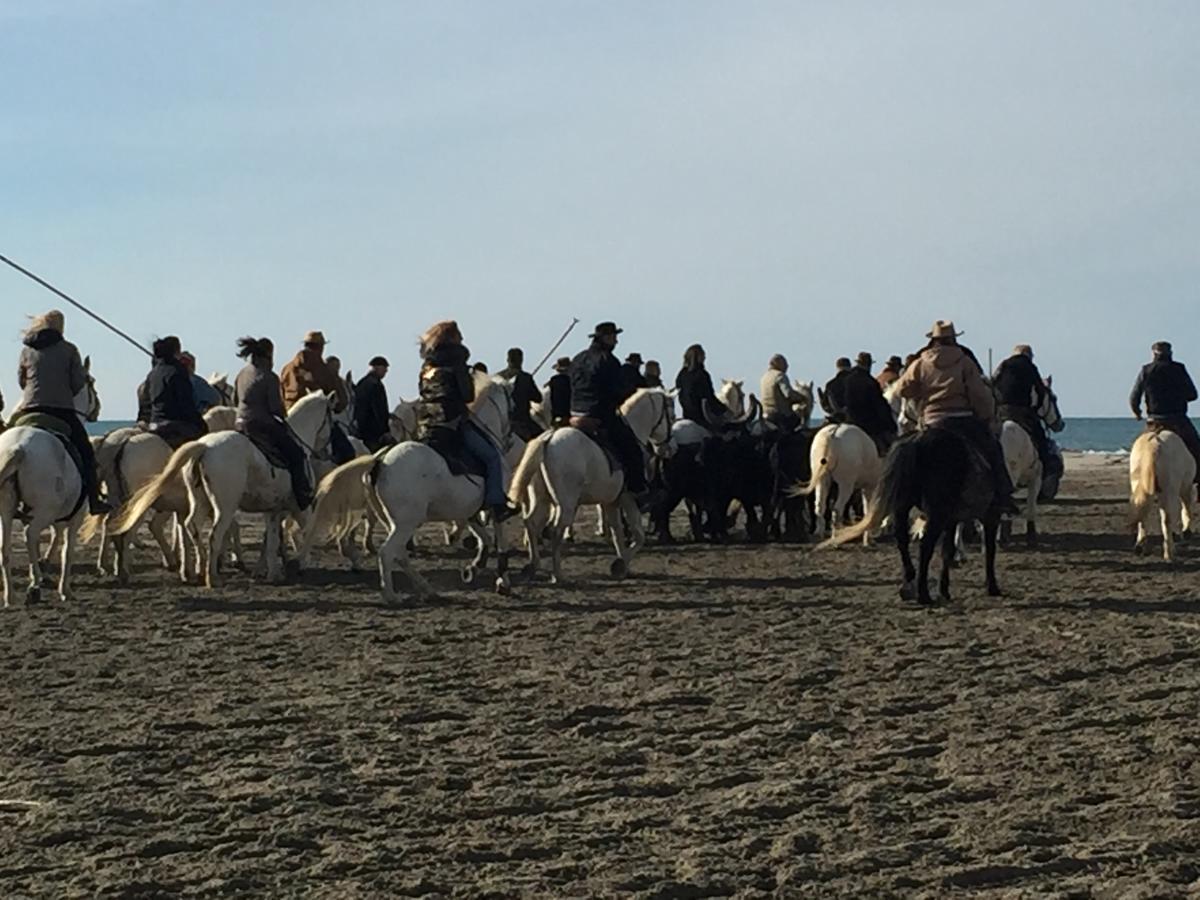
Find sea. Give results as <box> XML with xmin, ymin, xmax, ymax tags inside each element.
<box><xmin>86</xmin><ymin>417</ymin><xmax>1156</xmax><ymax>454</ymax></box>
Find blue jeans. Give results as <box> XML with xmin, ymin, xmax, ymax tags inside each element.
<box><xmin>462</xmin><ymin>422</ymin><xmax>506</xmax><ymax>507</ymax></box>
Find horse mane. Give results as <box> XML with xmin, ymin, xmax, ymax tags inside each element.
<box><xmin>469</xmin><ymin>373</ymin><xmax>508</xmax><ymax>413</ymax></box>
<box><xmin>621</xmin><ymin>386</ymin><xmax>666</xmax><ymax>415</ymax></box>
<box><xmin>290</xmin><ymin>390</ymin><xmax>330</xmax><ymax>417</ymax></box>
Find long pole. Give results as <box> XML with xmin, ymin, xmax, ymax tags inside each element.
<box><xmin>0</xmin><ymin>252</ymin><xmax>152</xmax><ymax>357</ymax></box>
<box><xmin>530</xmin><ymin>317</ymin><xmax>580</xmax><ymax>377</ymax></box>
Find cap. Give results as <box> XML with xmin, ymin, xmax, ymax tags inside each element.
<box><xmin>369</xmin><ymin>355</ymin><xmax>389</xmax><ymax>367</ymax></box>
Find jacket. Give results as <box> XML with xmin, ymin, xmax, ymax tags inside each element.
<box><xmin>675</xmin><ymin>366</ymin><xmax>725</xmax><ymax>424</ymax></box>
<box><xmin>498</xmin><ymin>367</ymin><xmax>543</xmax><ymax>423</ymax></box>
<box><xmin>191</xmin><ymin>374</ymin><xmax>223</xmax><ymax>412</ymax></box>
<box><xmin>353</xmin><ymin>373</ymin><xmax>391</xmax><ymax>445</ymax></box>
<box><xmin>619</xmin><ymin>362</ymin><xmax>647</xmax><ymax>399</ymax></box>
<box><xmin>760</xmin><ymin>369</ymin><xmax>803</xmax><ymax>419</ymax></box>
<box><xmin>822</xmin><ymin>370</ymin><xmax>851</xmax><ymax>415</ymax></box>
<box><xmin>548</xmin><ymin>372</ymin><xmax>571</xmax><ymax>420</ymax></box>
<box><xmin>233</xmin><ymin>360</ymin><xmax>286</xmax><ymax>430</ymax></box>
<box><xmin>280</xmin><ymin>350</ymin><xmax>348</xmax><ymax>412</ymax></box>
<box><xmin>842</xmin><ymin>367</ymin><xmax>897</xmax><ymax>438</ymax></box>
<box><xmin>876</xmin><ymin>367</ymin><xmax>900</xmax><ymax>390</ymax></box>
<box><xmin>418</xmin><ymin>343</ymin><xmax>474</xmax><ymax>436</ymax></box>
<box><xmin>142</xmin><ymin>358</ymin><xmax>205</xmax><ymax>426</ymax></box>
<box><xmin>895</xmin><ymin>343</ymin><xmax>995</xmax><ymax>424</ymax></box>
<box><xmin>1131</xmin><ymin>359</ymin><xmax>1197</xmax><ymax>419</ymax></box>
<box><xmin>17</xmin><ymin>329</ymin><xmax>87</xmax><ymax>412</ymax></box>
<box><xmin>992</xmin><ymin>355</ymin><xmax>1046</xmax><ymax>410</ymax></box>
<box><xmin>570</xmin><ymin>343</ymin><xmax>624</xmax><ymax>418</ymax></box>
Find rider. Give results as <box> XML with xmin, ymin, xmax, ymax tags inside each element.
<box><xmin>16</xmin><ymin>309</ymin><xmax>108</xmax><ymax>513</ymax></box>
<box><xmin>894</xmin><ymin>320</ymin><xmax>1018</xmax><ymax>514</ymax></box>
<box><xmin>497</xmin><ymin>347</ymin><xmax>544</xmax><ymax>442</ymax></box>
<box><xmin>548</xmin><ymin>357</ymin><xmax>572</xmax><ymax>426</ymax></box>
<box><xmin>643</xmin><ymin>360</ymin><xmax>664</xmax><ymax>389</ymax></box>
<box><xmin>353</xmin><ymin>356</ymin><xmax>396</xmax><ymax>453</ymax></box>
<box><xmin>139</xmin><ymin>336</ymin><xmax>208</xmax><ymax>449</ymax></box>
<box><xmin>842</xmin><ymin>351</ymin><xmax>898</xmax><ymax>453</ymax></box>
<box><xmin>179</xmin><ymin>351</ymin><xmax>223</xmax><ymax>413</ymax></box>
<box><xmin>621</xmin><ymin>353</ymin><xmax>648</xmax><ymax>397</ymax></box>
<box><xmin>675</xmin><ymin>344</ymin><xmax>728</xmax><ymax>425</ymax></box>
<box><xmin>570</xmin><ymin>322</ymin><xmax>650</xmax><ymax>501</ymax></box>
<box><xmin>1130</xmin><ymin>341</ymin><xmax>1200</xmax><ymax>482</ymax></box>
<box><xmin>279</xmin><ymin>331</ymin><xmax>355</xmax><ymax>465</ymax></box>
<box><xmin>416</xmin><ymin>321</ymin><xmax>516</xmax><ymax>521</ymax></box>
<box><xmin>993</xmin><ymin>344</ymin><xmax>1052</xmax><ymax>468</ymax></box>
<box><xmin>760</xmin><ymin>354</ymin><xmax>806</xmax><ymax>431</ymax></box>
<box><xmin>876</xmin><ymin>355</ymin><xmax>903</xmax><ymax>390</ymax></box>
<box><xmin>232</xmin><ymin>336</ymin><xmax>313</xmax><ymax>510</ymax></box>
<box><xmin>821</xmin><ymin>357</ymin><xmax>852</xmax><ymax>419</ymax></box>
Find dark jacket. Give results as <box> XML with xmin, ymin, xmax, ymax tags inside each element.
<box><xmin>993</xmin><ymin>355</ymin><xmax>1046</xmax><ymax>410</ymax></box>
<box><xmin>418</xmin><ymin>343</ymin><xmax>474</xmax><ymax>436</ymax></box>
<box><xmin>1131</xmin><ymin>359</ymin><xmax>1198</xmax><ymax>419</ymax></box>
<box><xmin>822</xmin><ymin>370</ymin><xmax>851</xmax><ymax>416</ymax></box>
<box><xmin>620</xmin><ymin>363</ymin><xmax>647</xmax><ymax>399</ymax></box>
<box><xmin>17</xmin><ymin>329</ymin><xmax>87</xmax><ymax>412</ymax></box>
<box><xmin>498</xmin><ymin>367</ymin><xmax>543</xmax><ymax>423</ymax></box>
<box><xmin>675</xmin><ymin>366</ymin><xmax>725</xmax><ymax>424</ymax></box>
<box><xmin>570</xmin><ymin>343</ymin><xmax>624</xmax><ymax>419</ymax></box>
<box><xmin>142</xmin><ymin>358</ymin><xmax>205</xmax><ymax>427</ymax></box>
<box><xmin>353</xmin><ymin>372</ymin><xmax>390</xmax><ymax>446</ymax></box>
<box><xmin>548</xmin><ymin>372</ymin><xmax>571</xmax><ymax>421</ymax></box>
<box><xmin>842</xmin><ymin>366</ymin><xmax>896</xmax><ymax>438</ymax></box>
<box><xmin>234</xmin><ymin>360</ymin><xmax>286</xmax><ymax>430</ymax></box>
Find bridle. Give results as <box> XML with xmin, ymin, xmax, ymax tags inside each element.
<box><xmin>644</xmin><ymin>391</ymin><xmax>676</xmax><ymax>457</ymax></box>
<box><xmin>286</xmin><ymin>402</ymin><xmax>335</xmax><ymax>462</ymax></box>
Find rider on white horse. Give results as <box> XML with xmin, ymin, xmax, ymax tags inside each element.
<box><xmin>280</xmin><ymin>330</ymin><xmax>356</xmax><ymax>466</ymax></box>
<box><xmin>179</xmin><ymin>351</ymin><xmax>224</xmax><ymax>413</ymax></box>
<box><xmin>137</xmin><ymin>336</ymin><xmax>209</xmax><ymax>449</ymax></box>
<box><xmin>1130</xmin><ymin>341</ymin><xmax>1200</xmax><ymax>485</ymax></box>
<box><xmin>835</xmin><ymin>351</ymin><xmax>897</xmax><ymax>455</ymax></box>
<box><xmin>232</xmin><ymin>336</ymin><xmax>314</xmax><ymax>509</ymax></box>
<box><xmin>417</xmin><ymin>320</ymin><xmax>516</xmax><ymax>521</ymax></box>
<box><xmin>15</xmin><ymin>309</ymin><xmax>108</xmax><ymax>514</ymax></box>
<box><xmin>993</xmin><ymin>344</ymin><xmax>1055</xmax><ymax>474</ymax></box>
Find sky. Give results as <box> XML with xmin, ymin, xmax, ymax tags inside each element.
<box><xmin>2</xmin><ymin>0</ymin><xmax>1198</xmax><ymax>417</ymax></box>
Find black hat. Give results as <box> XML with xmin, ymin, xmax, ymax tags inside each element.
<box><xmin>369</xmin><ymin>356</ymin><xmax>389</xmax><ymax>367</ymax></box>
<box><xmin>886</xmin><ymin>355</ymin><xmax>903</xmax><ymax>368</ymax></box>
<box><xmin>856</xmin><ymin>351</ymin><xmax>873</xmax><ymax>367</ymax></box>
<box><xmin>625</xmin><ymin>352</ymin><xmax>643</xmax><ymax>365</ymax></box>
<box><xmin>590</xmin><ymin>321</ymin><xmax>622</xmax><ymax>337</ymax></box>
<box><xmin>835</xmin><ymin>357</ymin><xmax>851</xmax><ymax>369</ymax></box>
<box><xmin>1153</xmin><ymin>341</ymin><xmax>1172</xmax><ymax>355</ymax></box>
<box><xmin>554</xmin><ymin>356</ymin><xmax>571</xmax><ymax>371</ymax></box>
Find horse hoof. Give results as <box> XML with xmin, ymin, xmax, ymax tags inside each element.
<box><xmin>460</xmin><ymin>566</ymin><xmax>477</xmax><ymax>586</ymax></box>
<box><xmin>462</xmin><ymin>535</ymin><xmax>479</xmax><ymax>552</ymax></box>
<box><xmin>899</xmin><ymin>582</ymin><xmax>917</xmax><ymax>602</ymax></box>
<box><xmin>1133</xmin><ymin>542</ymin><xmax>1147</xmax><ymax>556</ymax></box>
<box><xmin>495</xmin><ymin>576</ymin><xmax>510</xmax><ymax>596</ymax></box>
<box><xmin>609</xmin><ymin>558</ymin><xmax>628</xmax><ymax>579</ymax></box>
<box><xmin>25</xmin><ymin>587</ymin><xmax>42</xmax><ymax>605</ymax></box>
<box><xmin>987</xmin><ymin>584</ymin><xmax>1003</xmax><ymax>597</ymax></box>
<box><xmin>59</xmin><ymin>592</ymin><xmax>74</xmax><ymax>603</ymax></box>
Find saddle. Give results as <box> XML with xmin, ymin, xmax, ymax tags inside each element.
<box><xmin>567</xmin><ymin>417</ymin><xmax>621</xmax><ymax>474</ymax></box>
<box><xmin>422</xmin><ymin>429</ymin><xmax>486</xmax><ymax>479</ymax></box>
<box><xmin>244</xmin><ymin>432</ymin><xmax>291</xmax><ymax>471</ymax></box>
<box><xmin>9</xmin><ymin>412</ymin><xmax>87</xmax><ymax>518</ymax></box>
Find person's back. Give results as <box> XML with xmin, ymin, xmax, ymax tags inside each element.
<box><xmin>141</xmin><ymin>338</ymin><xmax>207</xmax><ymax>448</ymax></box>
<box><xmin>234</xmin><ymin>359</ymin><xmax>284</xmax><ymax>429</ymax></box>
<box><xmin>280</xmin><ymin>332</ymin><xmax>348</xmax><ymax>413</ymax></box>
<box><xmin>417</xmin><ymin>342</ymin><xmax>474</xmax><ymax>440</ymax></box>
<box><xmin>498</xmin><ymin>349</ymin><xmax>543</xmax><ymax>440</ymax></box>
<box><xmin>548</xmin><ymin>358</ymin><xmax>572</xmax><ymax>424</ymax></box>
<box><xmin>760</xmin><ymin>354</ymin><xmax>802</xmax><ymax>429</ymax></box>
<box><xmin>993</xmin><ymin>351</ymin><xmax>1044</xmax><ymax>409</ymax></box>
<box><xmin>1131</xmin><ymin>341</ymin><xmax>1200</xmax><ymax>483</ymax></box>
<box><xmin>570</xmin><ymin>345</ymin><xmax>621</xmax><ymax>420</ymax></box>
<box><xmin>822</xmin><ymin>360</ymin><xmax>852</xmax><ymax>417</ymax></box>
<box><xmin>353</xmin><ymin>357</ymin><xmax>393</xmax><ymax>451</ymax></box>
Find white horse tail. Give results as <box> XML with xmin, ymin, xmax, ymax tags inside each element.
<box><xmin>307</xmin><ymin>456</ymin><xmax>378</xmax><ymax>546</ymax></box>
<box><xmin>107</xmin><ymin>442</ymin><xmax>207</xmax><ymax>536</ymax></box>
<box><xmin>1129</xmin><ymin>433</ymin><xmax>1159</xmax><ymax>527</ymax></box>
<box><xmin>0</xmin><ymin>447</ymin><xmax>25</xmax><ymax>504</ymax></box>
<box><xmin>817</xmin><ymin>434</ymin><xmax>917</xmax><ymax>549</ymax></box>
<box><xmin>508</xmin><ymin>432</ymin><xmax>549</xmax><ymax>506</ymax></box>
<box><xmin>786</xmin><ymin>451</ymin><xmax>831</xmax><ymax>498</ymax></box>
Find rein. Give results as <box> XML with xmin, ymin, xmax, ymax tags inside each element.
<box><xmin>285</xmin><ymin>405</ymin><xmax>334</xmax><ymax>462</ymax></box>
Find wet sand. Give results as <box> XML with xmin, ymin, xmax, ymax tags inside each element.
<box><xmin>1</xmin><ymin>451</ymin><xmax>1198</xmax><ymax>897</ymax></box>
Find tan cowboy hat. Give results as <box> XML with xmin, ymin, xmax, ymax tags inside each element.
<box><xmin>926</xmin><ymin>319</ymin><xmax>964</xmax><ymax>339</ymax></box>
<box><xmin>303</xmin><ymin>330</ymin><xmax>327</xmax><ymax>345</ymax></box>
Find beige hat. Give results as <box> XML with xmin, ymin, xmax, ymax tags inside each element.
<box><xmin>303</xmin><ymin>330</ymin><xmax>327</xmax><ymax>345</ymax></box>
<box><xmin>1012</xmin><ymin>344</ymin><xmax>1032</xmax><ymax>357</ymax></box>
<box><xmin>926</xmin><ymin>320</ymin><xmax>963</xmax><ymax>339</ymax></box>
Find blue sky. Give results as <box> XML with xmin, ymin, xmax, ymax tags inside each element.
<box><xmin>2</xmin><ymin>0</ymin><xmax>1197</xmax><ymax>417</ymax></box>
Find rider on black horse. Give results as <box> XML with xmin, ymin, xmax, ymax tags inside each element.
<box><xmin>992</xmin><ymin>344</ymin><xmax>1053</xmax><ymax>469</ymax></box>
<box><xmin>1130</xmin><ymin>340</ymin><xmax>1200</xmax><ymax>484</ymax></box>
<box><xmin>894</xmin><ymin>320</ymin><xmax>1019</xmax><ymax>515</ymax></box>
<box><xmin>675</xmin><ymin>344</ymin><xmax>729</xmax><ymax>427</ymax></box>
<box><xmin>569</xmin><ymin>322</ymin><xmax>650</xmax><ymax>505</ymax></box>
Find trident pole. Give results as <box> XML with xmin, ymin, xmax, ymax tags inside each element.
<box><xmin>0</xmin><ymin>252</ymin><xmax>153</xmax><ymax>357</ymax></box>
<box><xmin>530</xmin><ymin>317</ymin><xmax>581</xmax><ymax>377</ymax></box>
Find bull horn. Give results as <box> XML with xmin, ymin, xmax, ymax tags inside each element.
<box><xmin>744</xmin><ymin>394</ymin><xmax>761</xmax><ymax>426</ymax></box>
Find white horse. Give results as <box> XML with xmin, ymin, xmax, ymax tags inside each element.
<box><xmin>106</xmin><ymin>392</ymin><xmax>335</xmax><ymax>586</ymax></box>
<box><xmin>304</xmin><ymin>375</ymin><xmax>516</xmax><ymax>601</ymax></box>
<box><xmin>508</xmin><ymin>388</ymin><xmax>676</xmax><ymax>584</ymax></box>
<box><xmin>0</xmin><ymin>365</ymin><xmax>102</xmax><ymax>606</ymax></box>
<box><xmin>999</xmin><ymin>382</ymin><xmax>1064</xmax><ymax>547</ymax></box>
<box><xmin>1130</xmin><ymin>429</ymin><xmax>1196</xmax><ymax>562</ymax></box>
<box><xmin>788</xmin><ymin>423</ymin><xmax>881</xmax><ymax>543</ymax></box>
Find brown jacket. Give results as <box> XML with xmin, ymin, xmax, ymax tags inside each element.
<box><xmin>279</xmin><ymin>350</ymin><xmax>347</xmax><ymax>413</ymax></box>
<box><xmin>894</xmin><ymin>344</ymin><xmax>994</xmax><ymax>424</ymax></box>
<box><xmin>876</xmin><ymin>368</ymin><xmax>900</xmax><ymax>390</ymax></box>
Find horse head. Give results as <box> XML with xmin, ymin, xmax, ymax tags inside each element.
<box><xmin>390</xmin><ymin>398</ymin><xmax>419</xmax><ymax>442</ymax></box>
<box><xmin>623</xmin><ymin>388</ymin><xmax>676</xmax><ymax>457</ymax></box>
<box><xmin>718</xmin><ymin>379</ymin><xmax>747</xmax><ymax>418</ymax></box>
<box><xmin>286</xmin><ymin>391</ymin><xmax>335</xmax><ymax>457</ymax></box>
<box><xmin>74</xmin><ymin>357</ymin><xmax>101</xmax><ymax>423</ymax></box>
<box><xmin>1039</xmin><ymin>378</ymin><xmax>1065</xmax><ymax>433</ymax></box>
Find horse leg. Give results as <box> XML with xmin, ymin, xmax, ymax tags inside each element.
<box><xmin>148</xmin><ymin>510</ymin><xmax>177</xmax><ymax>574</ymax></box>
<box><xmin>916</xmin><ymin>517</ymin><xmax>943</xmax><ymax>606</ymax></box>
<box><xmin>521</xmin><ymin>487</ymin><xmax>549</xmax><ymax>581</ymax></box>
<box><xmin>0</xmin><ymin>508</ymin><xmax>11</xmax><ymax>608</ymax></box>
<box><xmin>623</xmin><ymin>493</ymin><xmax>646</xmax><ymax>554</ymax></box>
<box><xmin>205</xmin><ymin>502</ymin><xmax>236</xmax><ymax>589</ymax></box>
<box><xmin>549</xmin><ymin>500</ymin><xmax>577</xmax><ymax>585</ymax></box>
<box><xmin>1025</xmin><ymin>470</ymin><xmax>1041</xmax><ymax>548</ymax></box>
<box><xmin>23</xmin><ymin>520</ymin><xmax>50</xmax><ymax>604</ymax></box>
<box><xmin>938</xmin><ymin>526</ymin><xmax>956</xmax><ymax>604</ymax></box>
<box><xmin>1161</xmin><ymin>496</ymin><xmax>1178</xmax><ymax>563</ymax></box>
<box><xmin>983</xmin><ymin>514</ymin><xmax>1002</xmax><ymax>596</ymax></box>
<box><xmin>383</xmin><ymin>520</ymin><xmax>432</xmax><ymax>601</ymax></box>
<box><xmin>604</xmin><ymin>501</ymin><xmax>631</xmax><ymax>579</ymax></box>
<box><xmin>859</xmin><ymin>492</ymin><xmax>872</xmax><ymax>547</ymax></box>
<box><xmin>58</xmin><ymin>518</ymin><xmax>79</xmax><ymax>602</ymax></box>
<box><xmin>896</xmin><ymin>504</ymin><xmax>917</xmax><ymax>601</ymax></box>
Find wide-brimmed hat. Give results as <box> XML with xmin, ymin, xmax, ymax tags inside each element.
<box><xmin>926</xmin><ymin>320</ymin><xmax>963</xmax><ymax>339</ymax></box>
<box><xmin>369</xmin><ymin>355</ymin><xmax>390</xmax><ymax>367</ymax></box>
<box><xmin>303</xmin><ymin>330</ymin><xmax>328</xmax><ymax>345</ymax></box>
<box><xmin>886</xmin><ymin>355</ymin><xmax>903</xmax><ymax>368</ymax></box>
<box><xmin>590</xmin><ymin>321</ymin><xmax>622</xmax><ymax>337</ymax></box>
<box><xmin>625</xmin><ymin>352</ymin><xmax>642</xmax><ymax>365</ymax></box>
<box><xmin>856</xmin><ymin>351</ymin><xmax>873</xmax><ymax>367</ymax></box>
<box><xmin>554</xmin><ymin>356</ymin><xmax>572</xmax><ymax>371</ymax></box>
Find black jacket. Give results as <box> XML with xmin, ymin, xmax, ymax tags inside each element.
<box><xmin>842</xmin><ymin>367</ymin><xmax>895</xmax><ymax>437</ymax></box>
<box><xmin>498</xmin><ymin>367</ymin><xmax>543</xmax><ymax>423</ymax></box>
<box><xmin>822</xmin><ymin>370</ymin><xmax>851</xmax><ymax>415</ymax></box>
<box><xmin>141</xmin><ymin>358</ymin><xmax>203</xmax><ymax>427</ymax></box>
<box><xmin>620</xmin><ymin>363</ymin><xmax>647</xmax><ymax>399</ymax></box>
<box><xmin>548</xmin><ymin>372</ymin><xmax>571</xmax><ymax>420</ymax></box>
<box><xmin>570</xmin><ymin>343</ymin><xmax>624</xmax><ymax>418</ymax></box>
<box><xmin>993</xmin><ymin>355</ymin><xmax>1046</xmax><ymax>409</ymax></box>
<box><xmin>1131</xmin><ymin>359</ymin><xmax>1198</xmax><ymax>419</ymax></box>
<box><xmin>353</xmin><ymin>373</ymin><xmax>391</xmax><ymax>446</ymax></box>
<box><xmin>675</xmin><ymin>366</ymin><xmax>725</xmax><ymax>424</ymax></box>
<box><xmin>418</xmin><ymin>343</ymin><xmax>474</xmax><ymax>437</ymax></box>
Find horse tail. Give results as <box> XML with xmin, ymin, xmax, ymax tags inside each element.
<box><xmin>508</xmin><ymin>432</ymin><xmax>549</xmax><ymax>507</ymax></box>
<box><xmin>1129</xmin><ymin>433</ymin><xmax>1159</xmax><ymax>527</ymax></box>
<box><xmin>80</xmin><ymin>433</ymin><xmax>134</xmax><ymax>544</ymax></box>
<box><xmin>786</xmin><ymin>434</ymin><xmax>832</xmax><ymax>498</ymax></box>
<box><xmin>817</xmin><ymin>437</ymin><xmax>918</xmax><ymax>549</ymax></box>
<box><xmin>306</xmin><ymin>456</ymin><xmax>378</xmax><ymax>547</ymax></box>
<box><xmin>107</xmin><ymin>442</ymin><xmax>207</xmax><ymax>536</ymax></box>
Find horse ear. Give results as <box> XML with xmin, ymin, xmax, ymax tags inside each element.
<box><xmin>1046</xmin><ymin>375</ymin><xmax>1053</xmax><ymax>387</ymax></box>
<box><xmin>83</xmin><ymin>355</ymin><xmax>91</xmax><ymax>372</ymax></box>
<box><xmin>735</xmin><ymin>380</ymin><xmax>744</xmax><ymax>389</ymax></box>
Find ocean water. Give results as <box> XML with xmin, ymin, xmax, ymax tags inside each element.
<box><xmin>88</xmin><ymin>417</ymin><xmax>1161</xmax><ymax>453</ymax></box>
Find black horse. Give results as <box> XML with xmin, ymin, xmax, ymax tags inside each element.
<box><xmin>822</xmin><ymin>427</ymin><xmax>1002</xmax><ymax>605</ymax></box>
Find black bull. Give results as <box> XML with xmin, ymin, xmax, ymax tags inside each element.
<box><xmin>650</xmin><ymin>428</ymin><xmax>818</xmax><ymax>543</ymax></box>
